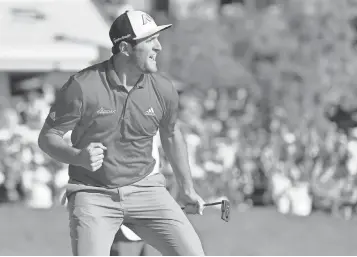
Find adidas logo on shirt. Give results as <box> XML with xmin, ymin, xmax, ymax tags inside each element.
<box><xmin>144</xmin><ymin>107</ymin><xmax>155</xmax><ymax>116</ymax></box>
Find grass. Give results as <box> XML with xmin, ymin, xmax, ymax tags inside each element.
<box><xmin>0</xmin><ymin>204</ymin><xmax>356</xmax><ymax>256</ymax></box>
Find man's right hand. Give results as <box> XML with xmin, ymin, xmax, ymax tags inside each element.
<box><xmin>76</xmin><ymin>142</ymin><xmax>107</xmax><ymax>171</ymax></box>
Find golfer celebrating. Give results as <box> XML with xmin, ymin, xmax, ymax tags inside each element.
<box><xmin>38</xmin><ymin>10</ymin><xmax>205</xmax><ymax>256</ymax></box>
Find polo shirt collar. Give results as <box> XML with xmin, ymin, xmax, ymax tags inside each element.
<box><xmin>106</xmin><ymin>57</ymin><xmax>144</xmax><ymax>89</ymax></box>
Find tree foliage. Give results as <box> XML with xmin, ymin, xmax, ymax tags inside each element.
<box><xmin>159</xmin><ymin>0</ymin><xmax>357</xmax><ymax>134</ymax></box>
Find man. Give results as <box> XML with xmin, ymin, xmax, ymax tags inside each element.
<box><xmin>38</xmin><ymin>10</ymin><xmax>205</xmax><ymax>256</ymax></box>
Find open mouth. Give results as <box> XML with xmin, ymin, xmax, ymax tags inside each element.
<box><xmin>149</xmin><ymin>55</ymin><xmax>156</xmax><ymax>61</ymax></box>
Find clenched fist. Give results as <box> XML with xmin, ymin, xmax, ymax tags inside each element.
<box><xmin>76</xmin><ymin>142</ymin><xmax>107</xmax><ymax>171</ymax></box>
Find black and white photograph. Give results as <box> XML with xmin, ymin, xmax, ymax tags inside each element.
<box><xmin>0</xmin><ymin>0</ymin><xmax>356</xmax><ymax>255</ymax></box>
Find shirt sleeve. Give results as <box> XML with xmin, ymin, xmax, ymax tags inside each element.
<box><xmin>44</xmin><ymin>76</ymin><xmax>83</xmax><ymax>136</ymax></box>
<box><xmin>159</xmin><ymin>84</ymin><xmax>179</xmax><ymax>137</ymax></box>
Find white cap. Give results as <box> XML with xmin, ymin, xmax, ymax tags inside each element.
<box><xmin>109</xmin><ymin>10</ymin><xmax>172</xmax><ymax>45</ymax></box>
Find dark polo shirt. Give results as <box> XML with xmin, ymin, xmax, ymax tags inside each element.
<box><xmin>45</xmin><ymin>57</ymin><xmax>179</xmax><ymax>188</ymax></box>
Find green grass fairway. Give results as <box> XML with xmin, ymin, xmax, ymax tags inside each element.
<box><xmin>0</xmin><ymin>205</ymin><xmax>356</xmax><ymax>256</ymax></box>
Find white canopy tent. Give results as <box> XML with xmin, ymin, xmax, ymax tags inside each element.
<box><xmin>0</xmin><ymin>0</ymin><xmax>112</xmax><ymax>72</ymax></box>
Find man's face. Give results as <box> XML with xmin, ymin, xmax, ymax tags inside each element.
<box><xmin>130</xmin><ymin>34</ymin><xmax>162</xmax><ymax>73</ymax></box>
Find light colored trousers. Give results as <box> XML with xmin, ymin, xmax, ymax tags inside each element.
<box><xmin>66</xmin><ymin>173</ymin><xmax>205</xmax><ymax>256</ymax></box>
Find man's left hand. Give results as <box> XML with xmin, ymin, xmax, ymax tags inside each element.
<box><xmin>180</xmin><ymin>190</ymin><xmax>205</xmax><ymax>215</ymax></box>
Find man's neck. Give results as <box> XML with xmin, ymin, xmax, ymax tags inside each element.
<box><xmin>113</xmin><ymin>55</ymin><xmax>143</xmax><ymax>89</ymax></box>
<box><xmin>119</xmin><ymin>72</ymin><xmax>140</xmax><ymax>92</ymax></box>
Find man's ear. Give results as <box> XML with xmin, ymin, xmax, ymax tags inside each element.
<box><xmin>119</xmin><ymin>41</ymin><xmax>132</xmax><ymax>56</ymax></box>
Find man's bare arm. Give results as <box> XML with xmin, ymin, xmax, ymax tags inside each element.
<box><xmin>160</xmin><ymin>124</ymin><xmax>194</xmax><ymax>194</ymax></box>
<box><xmin>38</xmin><ymin>123</ymin><xmax>80</xmax><ymax>165</ymax></box>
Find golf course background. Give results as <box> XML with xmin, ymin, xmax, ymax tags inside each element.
<box><xmin>0</xmin><ymin>205</ymin><xmax>356</xmax><ymax>256</ymax></box>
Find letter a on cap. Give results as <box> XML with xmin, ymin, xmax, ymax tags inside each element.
<box><xmin>142</xmin><ymin>13</ymin><xmax>153</xmax><ymax>25</ymax></box>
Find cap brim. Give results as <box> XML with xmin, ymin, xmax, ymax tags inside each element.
<box><xmin>133</xmin><ymin>24</ymin><xmax>172</xmax><ymax>40</ymax></box>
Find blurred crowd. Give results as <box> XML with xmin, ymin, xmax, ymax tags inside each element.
<box><xmin>0</xmin><ymin>85</ymin><xmax>69</xmax><ymax>209</ymax></box>
<box><xmin>175</xmin><ymin>85</ymin><xmax>357</xmax><ymax>219</ymax></box>
<box><xmin>0</xmin><ymin>82</ymin><xmax>357</xmax><ymax>221</ymax></box>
